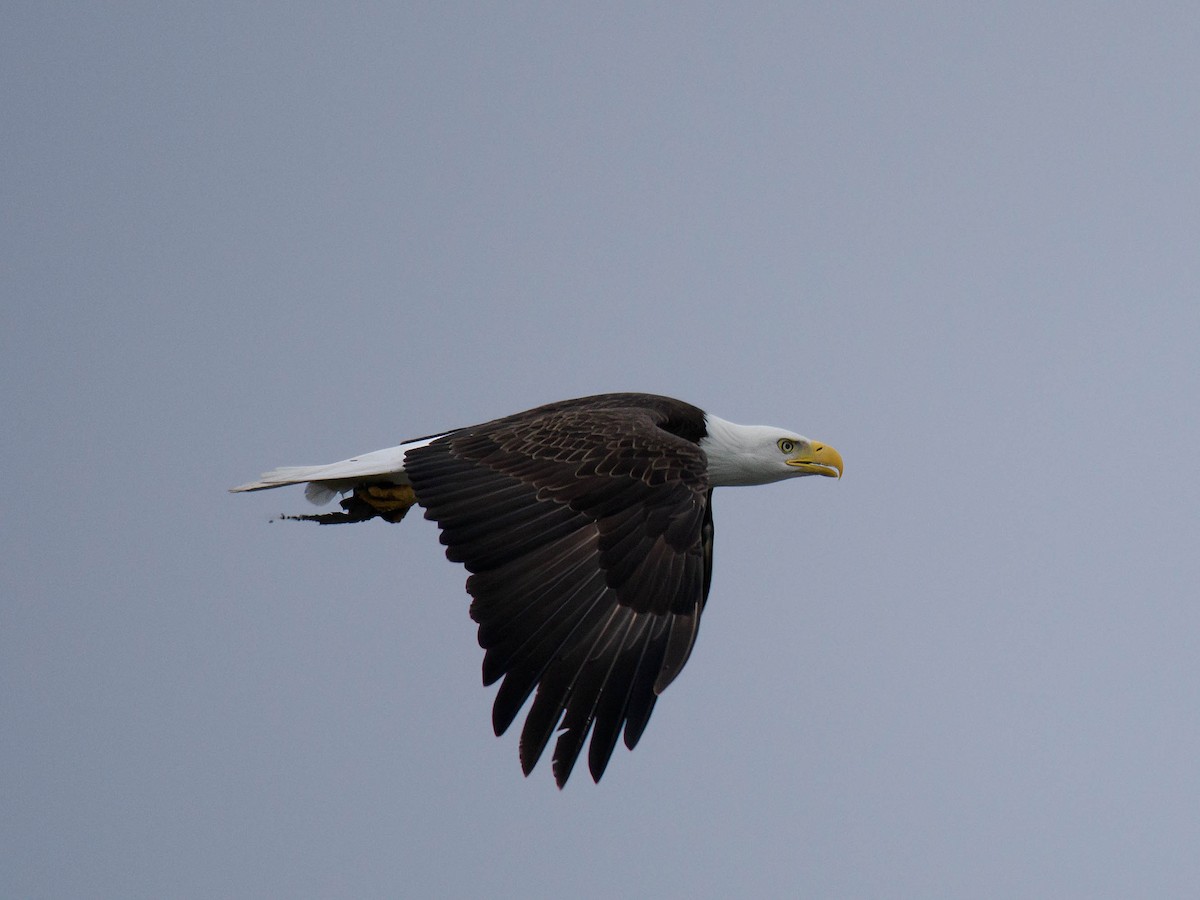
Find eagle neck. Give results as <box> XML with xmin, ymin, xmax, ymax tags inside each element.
<box><xmin>699</xmin><ymin>414</ymin><xmax>784</xmax><ymax>487</ymax></box>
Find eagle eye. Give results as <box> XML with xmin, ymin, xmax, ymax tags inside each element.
<box><xmin>777</xmin><ymin>439</ymin><xmax>796</xmax><ymax>454</ymax></box>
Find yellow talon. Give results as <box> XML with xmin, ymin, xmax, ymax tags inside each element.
<box><xmin>360</xmin><ymin>484</ymin><xmax>417</xmax><ymax>512</ymax></box>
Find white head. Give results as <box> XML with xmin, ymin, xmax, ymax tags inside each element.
<box><xmin>700</xmin><ymin>414</ymin><xmax>844</xmax><ymax>487</ymax></box>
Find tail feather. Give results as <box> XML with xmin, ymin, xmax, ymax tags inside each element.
<box><xmin>305</xmin><ymin>482</ymin><xmax>340</xmax><ymax>505</ymax></box>
<box><xmin>231</xmin><ymin>433</ymin><xmax>451</xmax><ymax>502</ymax></box>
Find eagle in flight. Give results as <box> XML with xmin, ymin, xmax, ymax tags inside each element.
<box><xmin>233</xmin><ymin>393</ymin><xmax>842</xmax><ymax>786</ymax></box>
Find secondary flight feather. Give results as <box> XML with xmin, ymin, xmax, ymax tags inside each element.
<box><xmin>232</xmin><ymin>393</ymin><xmax>842</xmax><ymax>786</ymax></box>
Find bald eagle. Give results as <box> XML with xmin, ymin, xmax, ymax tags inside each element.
<box><xmin>232</xmin><ymin>393</ymin><xmax>842</xmax><ymax>786</ymax></box>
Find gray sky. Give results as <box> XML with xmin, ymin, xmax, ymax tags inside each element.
<box><xmin>4</xmin><ymin>4</ymin><xmax>1199</xmax><ymax>897</ymax></box>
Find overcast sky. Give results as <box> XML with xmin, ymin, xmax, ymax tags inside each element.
<box><xmin>4</xmin><ymin>4</ymin><xmax>1200</xmax><ymax>898</ymax></box>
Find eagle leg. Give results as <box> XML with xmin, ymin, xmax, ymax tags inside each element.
<box><xmin>278</xmin><ymin>484</ymin><xmax>417</xmax><ymax>525</ymax></box>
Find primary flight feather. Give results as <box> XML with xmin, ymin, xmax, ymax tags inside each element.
<box><xmin>232</xmin><ymin>393</ymin><xmax>842</xmax><ymax>786</ymax></box>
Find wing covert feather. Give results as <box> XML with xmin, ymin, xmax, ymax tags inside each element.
<box><xmin>403</xmin><ymin>395</ymin><xmax>716</xmax><ymax>786</ymax></box>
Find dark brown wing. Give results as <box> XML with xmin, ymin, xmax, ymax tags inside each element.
<box><xmin>403</xmin><ymin>395</ymin><xmax>716</xmax><ymax>786</ymax></box>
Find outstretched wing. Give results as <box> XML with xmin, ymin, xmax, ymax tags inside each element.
<box><xmin>403</xmin><ymin>397</ymin><xmax>715</xmax><ymax>786</ymax></box>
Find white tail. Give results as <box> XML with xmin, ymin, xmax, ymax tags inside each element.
<box><xmin>230</xmin><ymin>434</ymin><xmax>447</xmax><ymax>504</ymax></box>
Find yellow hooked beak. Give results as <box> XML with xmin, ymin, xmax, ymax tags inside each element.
<box><xmin>785</xmin><ymin>441</ymin><xmax>843</xmax><ymax>478</ymax></box>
